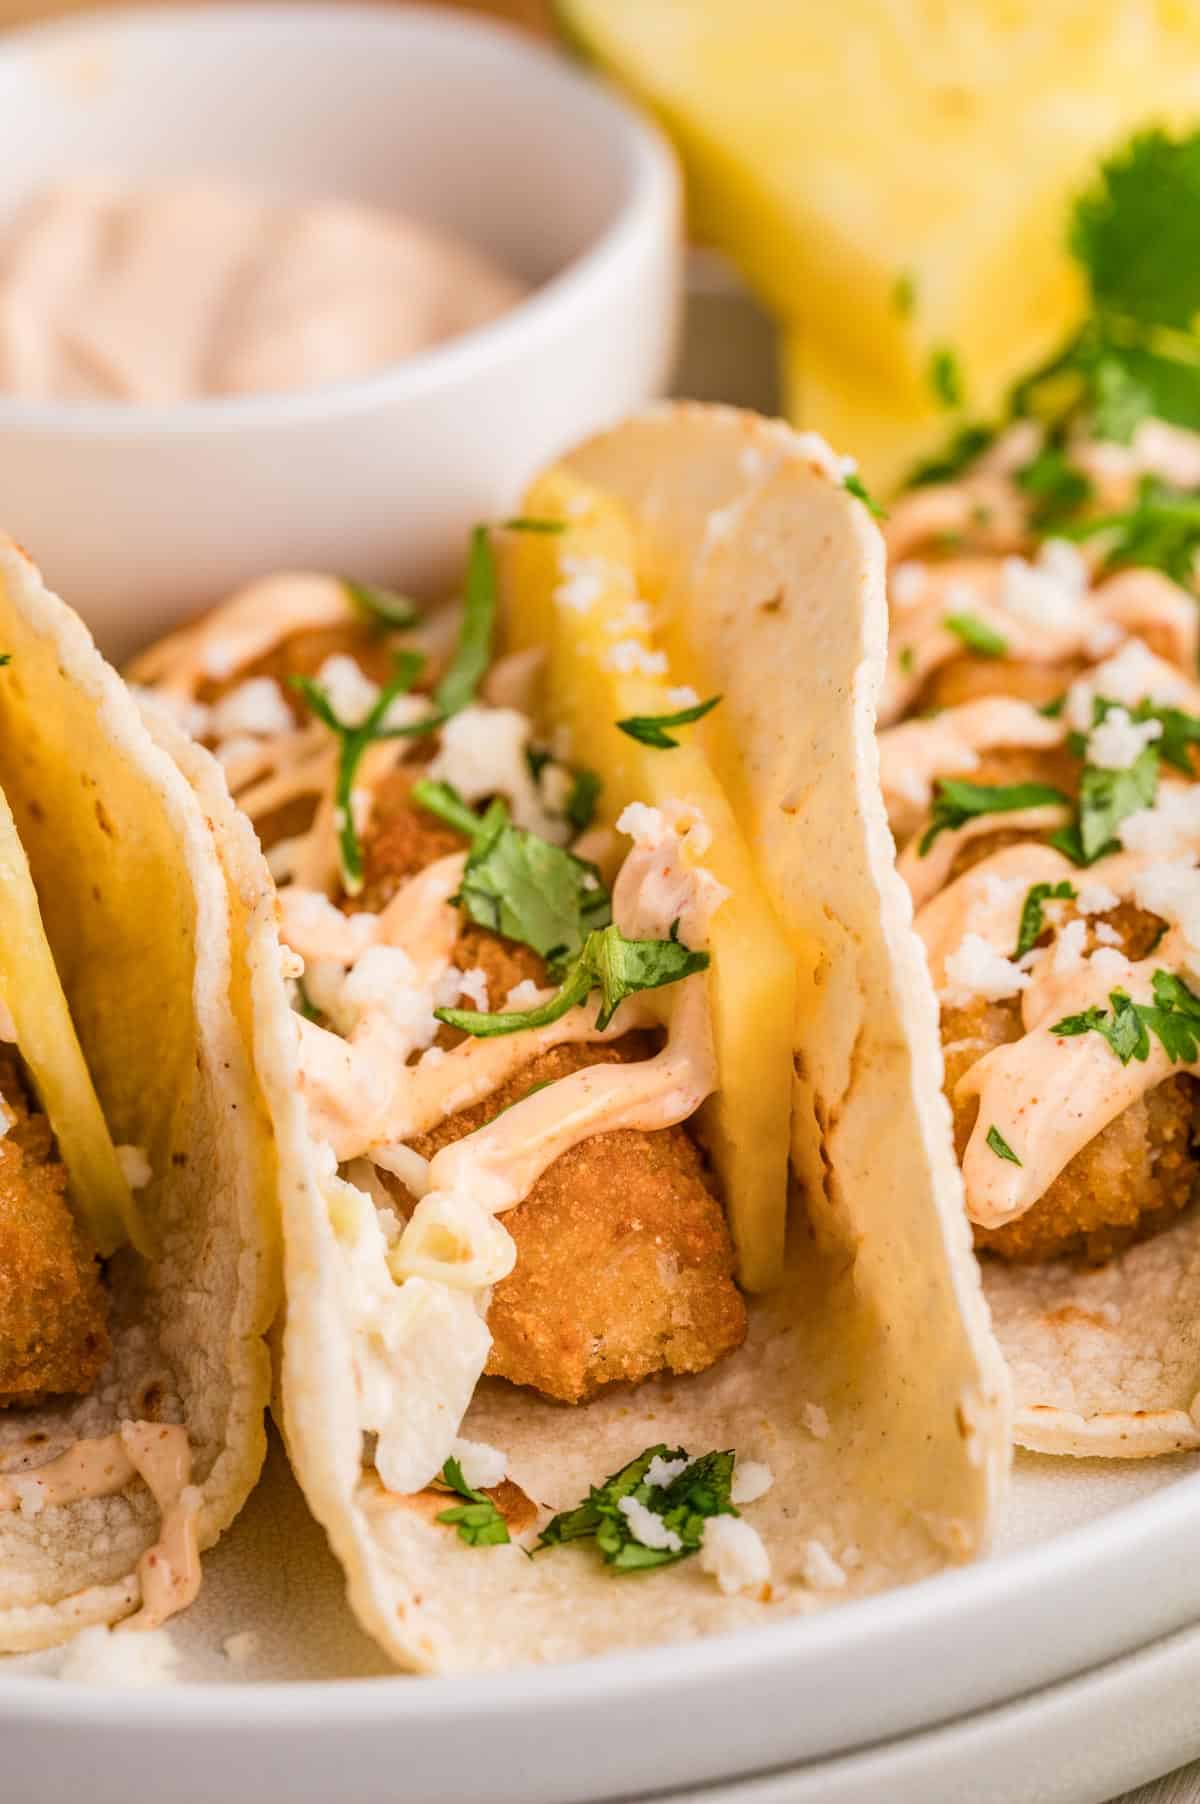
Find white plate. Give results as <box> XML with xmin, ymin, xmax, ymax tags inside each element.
<box><xmin>3</xmin><ymin>1436</ymin><xmax>1200</xmax><ymax>1804</ymax></box>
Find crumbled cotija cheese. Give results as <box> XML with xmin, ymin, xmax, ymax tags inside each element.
<box><xmin>116</xmin><ymin>1144</ymin><xmax>152</xmax><ymax>1190</ymax></box>
<box><xmin>58</xmin><ymin>1625</ymin><xmax>180</xmax><ymax>1688</ymax></box>
<box><xmin>699</xmin><ymin>1516</ymin><xmax>770</xmax><ymax>1595</ymax></box>
<box><xmin>942</xmin><ymin>933</ymin><xmax>1032</xmax><ymax>1004</ymax></box>
<box><xmin>450</xmin><ymin>1438</ymin><xmax>507</xmax><ymax>1491</ymax></box>
<box><xmin>890</xmin><ymin>562</ymin><xmax>926</xmax><ymax>607</ymax></box>
<box><xmin>1086</xmin><ymin>706</ymin><xmax>1162</xmax><ymax>771</ymax></box>
<box><xmin>801</xmin><ymin>1539</ymin><xmax>848</xmax><ymax>1591</ymax></box>
<box><xmin>605</xmin><ymin>640</ymin><xmax>668</xmax><ymax>678</ymax></box>
<box><xmin>208</xmin><ymin>675</ymin><xmax>293</xmax><ymax>740</ymax></box>
<box><xmin>617</xmin><ymin>1495</ymin><xmax>683</xmax><ymax>1553</ymax></box>
<box><xmin>730</xmin><ymin>1461</ymin><xmax>774</xmax><ymax>1505</ymax></box>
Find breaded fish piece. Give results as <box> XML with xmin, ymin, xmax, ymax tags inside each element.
<box><xmin>0</xmin><ymin>1048</ymin><xmax>109</xmax><ymax>1402</ymax></box>
<box><xmin>407</xmin><ymin>1040</ymin><xmax>747</xmax><ymax>1403</ymax></box>
<box><xmin>945</xmin><ymin>903</ymin><xmax>1199</xmax><ymax>1263</ymax></box>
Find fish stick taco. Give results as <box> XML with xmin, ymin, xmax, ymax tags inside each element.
<box><xmin>0</xmin><ymin>539</ymin><xmax>276</xmax><ymax>1651</ymax></box>
<box><xmin>750</xmin><ymin>129</ymin><xmax>1200</xmax><ymax>1459</ymax></box>
<box><xmin>131</xmin><ymin>403</ymin><xmax>1008</xmax><ymax>1672</ymax></box>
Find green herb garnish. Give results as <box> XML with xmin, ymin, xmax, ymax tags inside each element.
<box><xmin>1051</xmin><ymin>971</ymin><xmax>1200</xmax><ymax>1066</ymax></box>
<box><xmin>537</xmin><ymin>1445</ymin><xmax>736</xmax><ymax>1573</ymax></box>
<box><xmin>436</xmin><ymin>921</ymin><xmax>708</xmax><ymax>1039</ymax></box>
<box><xmin>435</xmin><ymin>1457</ymin><xmax>510</xmax><ymax>1548</ymax></box>
<box><xmin>343</xmin><ymin>580</ymin><xmax>421</xmax><ymax>629</ymax></box>
<box><xmin>986</xmin><ymin>1125</ymin><xmax>1022</xmax><ymax>1166</ymax></box>
<box><xmin>909</xmin><ymin>424</ymin><xmax>997</xmax><ymax>488</ymax></box>
<box><xmin>891</xmin><ymin>271</ymin><xmax>917</xmax><ymax>318</ymax></box>
<box><xmin>943</xmin><ymin>613</ymin><xmax>1008</xmax><ymax>658</ymax></box>
<box><xmin>928</xmin><ymin>346</ymin><xmax>965</xmax><ymax>409</ymax></box>
<box><xmin>564</xmin><ymin>767</ymin><xmax>602</xmax><ymax>834</ymax></box>
<box><xmin>842</xmin><ymin>470</ymin><xmax>888</xmax><ymax>519</ymax></box>
<box><xmin>1015</xmin><ymin>447</ymin><xmax>1094</xmax><ymax>532</ymax></box>
<box><xmin>290</xmin><ymin>651</ymin><xmax>427</xmax><ymax>895</ymax></box>
<box><xmin>412</xmin><ymin>780</ymin><xmax>610</xmax><ymax>972</ymax></box>
<box><xmin>434</xmin><ymin>525</ymin><xmax>498</xmax><ymax>718</ymax></box>
<box><xmin>1066</xmin><ymin>475</ymin><xmax>1200</xmax><ymax>586</ymax></box>
<box><xmin>919</xmin><ymin>779</ymin><xmax>1070</xmax><ymax>856</ymax></box>
<box><xmin>1071</xmin><ymin>743</ymin><xmax>1159</xmax><ymax>864</ymax></box>
<box><xmin>616</xmin><ymin>694</ymin><xmax>722</xmax><ymax>749</ymax></box>
<box><xmin>502</xmin><ymin>516</ymin><xmax>568</xmax><ymax>534</ymax></box>
<box><xmin>1014</xmin><ymin>880</ymin><xmax>1077</xmax><ymax>959</ymax></box>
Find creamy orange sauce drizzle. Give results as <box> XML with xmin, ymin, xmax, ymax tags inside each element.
<box><xmin>139</xmin><ymin>575</ymin><xmax>725</xmax><ymax>1490</ymax></box>
<box><xmin>0</xmin><ymin>1422</ymin><xmax>199</xmax><ymax>1630</ymax></box>
<box><xmin>879</xmin><ymin>698</ymin><xmax>1065</xmax><ymax>836</ymax></box>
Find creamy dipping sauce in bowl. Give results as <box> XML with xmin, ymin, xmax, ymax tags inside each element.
<box><xmin>0</xmin><ymin>183</ymin><xmax>527</xmax><ymax>404</ymax></box>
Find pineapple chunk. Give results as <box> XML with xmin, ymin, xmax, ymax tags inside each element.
<box><xmin>558</xmin><ymin>0</ymin><xmax>1200</xmax><ymax>487</ymax></box>
<box><xmin>0</xmin><ymin>786</ymin><xmax>143</xmax><ymax>1257</ymax></box>
<box><xmin>500</xmin><ymin>467</ymin><xmax>795</xmax><ymax>1291</ymax></box>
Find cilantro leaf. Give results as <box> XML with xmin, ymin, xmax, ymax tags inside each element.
<box><xmin>943</xmin><ymin>613</ymin><xmax>1007</xmax><ymax>658</ymax></box>
<box><xmin>434</xmin><ymin>525</ymin><xmax>498</xmax><ymax>718</ymax></box>
<box><xmin>436</xmin><ymin>922</ymin><xmax>709</xmax><ymax>1039</ymax></box>
<box><xmin>435</xmin><ymin>1456</ymin><xmax>510</xmax><ymax>1548</ymax></box>
<box><xmin>1067</xmin><ymin>475</ymin><xmax>1200</xmax><ymax>586</ymax></box>
<box><xmin>565</xmin><ymin>767</ymin><xmax>602</xmax><ymax>834</ymax></box>
<box><xmin>1013</xmin><ymin>880</ymin><xmax>1077</xmax><ymax>959</ymax></box>
<box><xmin>616</xmin><ymin>694</ymin><xmax>722</xmax><ymax>749</ymax></box>
<box><xmin>290</xmin><ymin>651</ymin><xmax>427</xmax><ymax>895</ymax></box>
<box><xmin>343</xmin><ymin>579</ymin><xmax>421</xmax><ymax>629</ymax></box>
<box><xmin>412</xmin><ymin>780</ymin><xmax>610</xmax><ymax>972</ymax></box>
<box><xmin>986</xmin><ymin>1125</ymin><xmax>1022</xmax><ymax>1166</ymax></box>
<box><xmin>1051</xmin><ymin>972</ymin><xmax>1200</xmax><ymax>1067</ymax></box>
<box><xmin>928</xmin><ymin>346</ymin><xmax>965</xmax><ymax>409</ymax></box>
<box><xmin>1075</xmin><ymin>743</ymin><xmax>1159</xmax><ymax>863</ymax></box>
<box><xmin>537</xmin><ymin>1444</ymin><xmax>737</xmax><ymax>1574</ymax></box>
<box><xmin>1071</xmin><ymin>129</ymin><xmax>1200</xmax><ymax>335</ymax></box>
<box><xmin>842</xmin><ymin>471</ymin><xmax>888</xmax><ymax>519</ymax></box>
<box><xmin>891</xmin><ymin>271</ymin><xmax>917</xmax><ymax>318</ymax></box>
<box><xmin>919</xmin><ymin>779</ymin><xmax>1070</xmax><ymax>856</ymax></box>
<box><xmin>908</xmin><ymin>424</ymin><xmax>997</xmax><ymax>488</ymax></box>
<box><xmin>1015</xmin><ymin>447</ymin><xmax>1094</xmax><ymax>531</ymax></box>
<box><xmin>501</xmin><ymin>516</ymin><xmax>567</xmax><ymax>534</ymax></box>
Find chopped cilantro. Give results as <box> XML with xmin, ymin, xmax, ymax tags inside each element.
<box><xmin>898</xmin><ymin>644</ymin><xmax>916</xmax><ymax>677</ymax></box>
<box><xmin>616</xmin><ymin>694</ymin><xmax>722</xmax><ymax>748</ymax></box>
<box><xmin>1051</xmin><ymin>971</ymin><xmax>1200</xmax><ymax>1066</ymax></box>
<box><xmin>918</xmin><ymin>779</ymin><xmax>1070</xmax><ymax>856</ymax></box>
<box><xmin>290</xmin><ymin>651</ymin><xmax>427</xmax><ymax>895</ymax></box>
<box><xmin>1072</xmin><ymin>743</ymin><xmax>1159</xmax><ymax>864</ymax></box>
<box><xmin>1013</xmin><ymin>880</ymin><xmax>1077</xmax><ymax>959</ymax></box>
<box><xmin>891</xmin><ymin>270</ymin><xmax>917</xmax><ymax>318</ymax></box>
<box><xmin>943</xmin><ymin>613</ymin><xmax>1008</xmax><ymax>658</ymax></box>
<box><xmin>564</xmin><ymin>767</ymin><xmax>602</xmax><ymax>834</ymax></box>
<box><xmin>842</xmin><ymin>470</ymin><xmax>888</xmax><ymax>519</ymax></box>
<box><xmin>436</xmin><ymin>921</ymin><xmax>708</xmax><ymax>1039</ymax></box>
<box><xmin>537</xmin><ymin>1444</ymin><xmax>737</xmax><ymax>1573</ymax></box>
<box><xmin>986</xmin><ymin>1125</ymin><xmax>1022</xmax><ymax>1166</ymax></box>
<box><xmin>1066</xmin><ymin>475</ymin><xmax>1200</xmax><ymax>586</ymax></box>
<box><xmin>0</xmin><ymin>654</ymin><xmax>13</xmax><ymax>667</ymax></box>
<box><xmin>928</xmin><ymin>346</ymin><xmax>965</xmax><ymax>410</ymax></box>
<box><xmin>435</xmin><ymin>1457</ymin><xmax>510</xmax><ymax>1548</ymax></box>
<box><xmin>908</xmin><ymin>424</ymin><xmax>996</xmax><ymax>488</ymax></box>
<box><xmin>434</xmin><ymin>525</ymin><xmax>498</xmax><ymax>718</ymax></box>
<box><xmin>1038</xmin><ymin>694</ymin><xmax>1067</xmax><ymax>719</ymax></box>
<box><xmin>412</xmin><ymin>780</ymin><xmax>610</xmax><ymax>973</ymax></box>
<box><xmin>501</xmin><ymin>516</ymin><xmax>568</xmax><ymax>534</ymax></box>
<box><xmin>343</xmin><ymin>579</ymin><xmax>421</xmax><ymax>629</ymax></box>
<box><xmin>1015</xmin><ymin>446</ymin><xmax>1094</xmax><ymax>531</ymax></box>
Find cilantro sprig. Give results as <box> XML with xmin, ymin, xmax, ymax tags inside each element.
<box><xmin>1065</xmin><ymin>475</ymin><xmax>1200</xmax><ymax>586</ymax></box>
<box><xmin>537</xmin><ymin>1444</ymin><xmax>736</xmax><ymax>1573</ymax></box>
<box><xmin>1013</xmin><ymin>879</ymin><xmax>1077</xmax><ymax>959</ymax></box>
<box><xmin>413</xmin><ymin>779</ymin><xmax>610</xmax><ymax>972</ymax></box>
<box><xmin>943</xmin><ymin>613</ymin><xmax>1007</xmax><ymax>658</ymax></box>
<box><xmin>435</xmin><ymin>1457</ymin><xmax>510</xmax><ymax>1548</ymax></box>
<box><xmin>986</xmin><ymin>1125</ymin><xmax>1022</xmax><ymax>1166</ymax></box>
<box><xmin>290</xmin><ymin>651</ymin><xmax>428</xmax><ymax>895</ymax></box>
<box><xmin>436</xmin><ymin>920</ymin><xmax>709</xmax><ymax>1040</ymax></box>
<box><xmin>617</xmin><ymin>694</ymin><xmax>722</xmax><ymax>749</ymax></box>
<box><xmin>1050</xmin><ymin>742</ymin><xmax>1158</xmax><ymax>866</ymax></box>
<box><xmin>1051</xmin><ymin>970</ymin><xmax>1200</xmax><ymax>1067</ymax></box>
<box><xmin>343</xmin><ymin>579</ymin><xmax>421</xmax><ymax>629</ymax></box>
<box><xmin>919</xmin><ymin>779</ymin><xmax>1070</xmax><ymax>856</ymax></box>
<box><xmin>565</xmin><ymin>767</ymin><xmax>602</xmax><ymax>833</ymax></box>
<box><xmin>843</xmin><ymin>470</ymin><xmax>888</xmax><ymax>519</ymax></box>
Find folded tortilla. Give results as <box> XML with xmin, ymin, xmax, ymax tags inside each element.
<box><xmin>0</xmin><ymin>540</ymin><xmax>278</xmax><ymax>1650</ymax></box>
<box><xmin>140</xmin><ymin>405</ymin><xmax>1010</xmax><ymax>1672</ymax></box>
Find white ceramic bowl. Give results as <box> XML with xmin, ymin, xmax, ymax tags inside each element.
<box><xmin>0</xmin><ymin>4</ymin><xmax>681</xmax><ymax>656</ymax></box>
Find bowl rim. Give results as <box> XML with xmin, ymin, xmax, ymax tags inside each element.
<box><xmin>0</xmin><ymin>1</ymin><xmax>680</xmax><ymax>439</ymax></box>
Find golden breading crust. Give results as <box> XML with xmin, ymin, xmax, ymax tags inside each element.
<box><xmin>0</xmin><ymin>1047</ymin><xmax>109</xmax><ymax>1402</ymax></box>
<box><xmin>406</xmin><ymin>1038</ymin><xmax>747</xmax><ymax>1403</ymax></box>
<box><xmin>943</xmin><ymin>903</ymin><xmax>1200</xmax><ymax>1263</ymax></box>
<box><xmin>355</xmin><ymin>782</ymin><xmax>748</xmax><ymax>1403</ymax></box>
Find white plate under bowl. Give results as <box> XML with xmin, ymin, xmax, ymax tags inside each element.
<box><xmin>3</xmin><ymin>1439</ymin><xmax>1200</xmax><ymax>1804</ymax></box>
